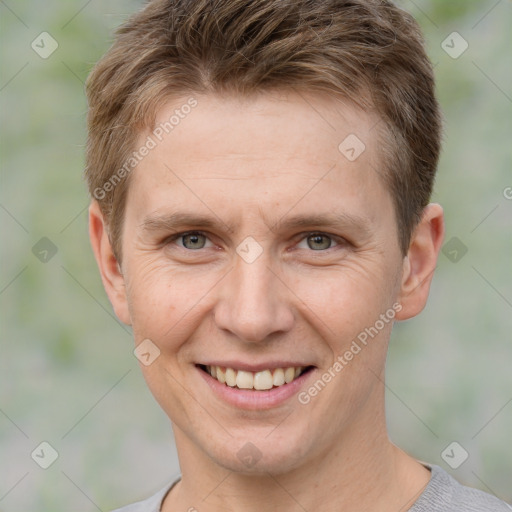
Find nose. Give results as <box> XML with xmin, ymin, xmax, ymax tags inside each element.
<box><xmin>213</xmin><ymin>252</ymin><xmax>295</xmax><ymax>344</ymax></box>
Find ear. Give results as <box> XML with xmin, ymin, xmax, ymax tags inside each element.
<box><xmin>88</xmin><ymin>201</ymin><xmax>131</xmax><ymax>325</ymax></box>
<box><xmin>395</xmin><ymin>203</ymin><xmax>445</xmax><ymax>320</ymax></box>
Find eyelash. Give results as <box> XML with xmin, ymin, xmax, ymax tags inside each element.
<box><xmin>164</xmin><ymin>230</ymin><xmax>346</xmax><ymax>252</ymax></box>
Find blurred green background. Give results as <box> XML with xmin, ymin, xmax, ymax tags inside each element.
<box><xmin>0</xmin><ymin>1</ymin><xmax>510</xmax><ymax>510</ymax></box>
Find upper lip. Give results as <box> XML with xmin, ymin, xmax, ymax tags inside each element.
<box><xmin>197</xmin><ymin>361</ymin><xmax>315</xmax><ymax>372</ymax></box>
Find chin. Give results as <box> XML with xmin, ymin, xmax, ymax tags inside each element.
<box><xmin>204</xmin><ymin>430</ymin><xmax>313</xmax><ymax>476</ymax></box>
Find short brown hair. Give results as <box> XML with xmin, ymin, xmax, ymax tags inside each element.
<box><xmin>85</xmin><ymin>0</ymin><xmax>442</xmax><ymax>260</ymax></box>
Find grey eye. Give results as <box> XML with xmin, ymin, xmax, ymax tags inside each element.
<box><xmin>304</xmin><ymin>233</ymin><xmax>334</xmax><ymax>251</ymax></box>
<box><xmin>180</xmin><ymin>232</ymin><xmax>208</xmax><ymax>250</ymax></box>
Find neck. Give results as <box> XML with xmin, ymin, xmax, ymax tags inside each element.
<box><xmin>163</xmin><ymin>389</ymin><xmax>430</xmax><ymax>512</ymax></box>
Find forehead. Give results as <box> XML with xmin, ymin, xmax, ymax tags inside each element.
<box><xmin>147</xmin><ymin>90</ymin><xmax>379</xmax><ymax>168</ymax></box>
<box><xmin>127</xmin><ymin>91</ymin><xmax>391</xmax><ymax>228</ymax></box>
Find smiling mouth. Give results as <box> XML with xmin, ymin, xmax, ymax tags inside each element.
<box><xmin>198</xmin><ymin>364</ymin><xmax>314</xmax><ymax>391</ymax></box>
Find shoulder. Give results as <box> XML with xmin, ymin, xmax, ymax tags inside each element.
<box><xmin>110</xmin><ymin>479</ymin><xmax>179</xmax><ymax>512</ymax></box>
<box><xmin>411</xmin><ymin>464</ymin><xmax>511</xmax><ymax>512</ymax></box>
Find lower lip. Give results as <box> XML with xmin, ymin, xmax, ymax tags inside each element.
<box><xmin>197</xmin><ymin>366</ymin><xmax>315</xmax><ymax>410</ymax></box>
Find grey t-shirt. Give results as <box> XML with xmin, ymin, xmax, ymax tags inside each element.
<box><xmin>111</xmin><ymin>464</ymin><xmax>511</xmax><ymax>511</ymax></box>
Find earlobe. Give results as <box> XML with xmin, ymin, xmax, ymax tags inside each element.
<box><xmin>88</xmin><ymin>201</ymin><xmax>132</xmax><ymax>325</ymax></box>
<box><xmin>395</xmin><ymin>203</ymin><xmax>445</xmax><ymax>321</ymax></box>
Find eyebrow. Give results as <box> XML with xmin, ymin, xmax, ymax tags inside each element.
<box><xmin>140</xmin><ymin>211</ymin><xmax>372</xmax><ymax>237</ymax></box>
<box><xmin>140</xmin><ymin>212</ymin><xmax>235</xmax><ymax>233</ymax></box>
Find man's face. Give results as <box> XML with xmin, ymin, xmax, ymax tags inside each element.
<box><xmin>116</xmin><ymin>91</ymin><xmax>406</xmax><ymax>473</ymax></box>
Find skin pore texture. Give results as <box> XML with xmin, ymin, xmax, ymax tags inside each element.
<box><xmin>89</xmin><ymin>90</ymin><xmax>445</xmax><ymax>512</ymax></box>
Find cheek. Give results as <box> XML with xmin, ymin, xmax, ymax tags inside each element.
<box><xmin>124</xmin><ymin>245</ymin><xmax>401</xmax><ymax>354</ymax></box>
<box><xmin>124</xmin><ymin>256</ymin><xmax>219</xmax><ymax>343</ymax></box>
<box><xmin>124</xmin><ymin>258</ymin><xmax>176</xmax><ymax>336</ymax></box>
<box><xmin>287</xmin><ymin>257</ymin><xmax>398</xmax><ymax>344</ymax></box>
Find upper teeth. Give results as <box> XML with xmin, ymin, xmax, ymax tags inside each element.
<box><xmin>206</xmin><ymin>365</ymin><xmax>304</xmax><ymax>390</ymax></box>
